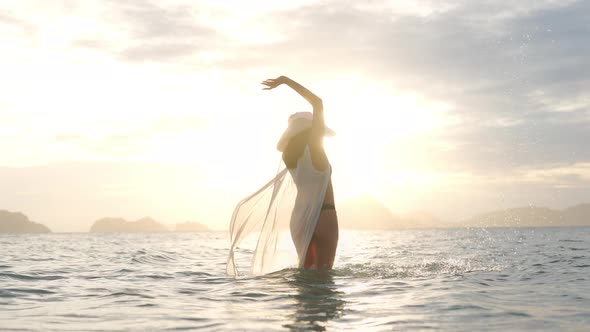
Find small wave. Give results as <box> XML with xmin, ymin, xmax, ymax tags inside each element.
<box><xmin>60</xmin><ymin>313</ymin><xmax>96</xmax><ymax>319</ymax></box>
<box><xmin>506</xmin><ymin>311</ymin><xmax>531</xmax><ymax>317</ymax></box>
<box><xmin>138</xmin><ymin>303</ymin><xmax>157</xmax><ymax>307</ymax></box>
<box><xmin>131</xmin><ymin>252</ymin><xmax>177</xmax><ymax>265</ymax></box>
<box><xmin>336</xmin><ymin>259</ymin><xmax>504</xmax><ymax>279</ymax></box>
<box><xmin>444</xmin><ymin>304</ymin><xmax>486</xmax><ymax>311</ymax></box>
<box><xmin>0</xmin><ymin>290</ymin><xmax>18</xmax><ymax>298</ymax></box>
<box><xmin>4</xmin><ymin>288</ymin><xmax>56</xmax><ymax>295</ymax></box>
<box><xmin>0</xmin><ymin>272</ymin><xmax>65</xmax><ymax>281</ymax></box>
<box><xmin>103</xmin><ymin>291</ymin><xmax>154</xmax><ymax>299</ymax></box>
<box><xmin>138</xmin><ymin>274</ymin><xmax>174</xmax><ymax>279</ymax></box>
<box><xmin>176</xmin><ymin>271</ymin><xmax>213</xmax><ymax>277</ymax></box>
<box><xmin>228</xmin><ymin>291</ymin><xmax>271</xmax><ymax>300</ymax></box>
<box><xmin>20</xmin><ymin>257</ymin><xmax>55</xmax><ymax>262</ymax></box>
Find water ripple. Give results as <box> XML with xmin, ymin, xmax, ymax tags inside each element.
<box><xmin>0</xmin><ymin>228</ymin><xmax>588</xmax><ymax>331</ymax></box>
<box><xmin>0</xmin><ymin>272</ymin><xmax>65</xmax><ymax>281</ymax></box>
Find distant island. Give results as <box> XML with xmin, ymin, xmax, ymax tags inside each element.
<box><xmin>90</xmin><ymin>217</ymin><xmax>169</xmax><ymax>233</ymax></box>
<box><xmin>338</xmin><ymin>195</ymin><xmax>452</xmax><ymax>230</ymax></box>
<box><xmin>338</xmin><ymin>196</ymin><xmax>590</xmax><ymax>230</ymax></box>
<box><xmin>0</xmin><ymin>210</ymin><xmax>51</xmax><ymax>233</ymax></box>
<box><xmin>4</xmin><ymin>201</ymin><xmax>589</xmax><ymax>233</ymax></box>
<box><xmin>89</xmin><ymin>217</ymin><xmax>209</xmax><ymax>233</ymax></box>
<box><xmin>460</xmin><ymin>203</ymin><xmax>590</xmax><ymax>228</ymax></box>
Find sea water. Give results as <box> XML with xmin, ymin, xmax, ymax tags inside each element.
<box><xmin>1</xmin><ymin>228</ymin><xmax>589</xmax><ymax>331</ymax></box>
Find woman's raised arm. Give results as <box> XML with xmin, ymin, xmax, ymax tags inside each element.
<box><xmin>261</xmin><ymin>76</ymin><xmax>323</xmax><ymax>112</ymax></box>
<box><xmin>262</xmin><ymin>76</ymin><xmax>327</xmax><ymax>153</ymax></box>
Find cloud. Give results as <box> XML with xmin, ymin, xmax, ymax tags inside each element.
<box><xmin>102</xmin><ymin>1</ymin><xmax>217</xmax><ymax>62</ymax></box>
<box><xmin>48</xmin><ymin>115</ymin><xmax>209</xmax><ymax>160</ymax></box>
<box><xmin>221</xmin><ymin>0</ymin><xmax>590</xmax><ymax>173</ymax></box>
<box><xmin>5</xmin><ymin>0</ymin><xmax>589</xmax><ymax>173</ymax></box>
<box><xmin>67</xmin><ymin>1</ymin><xmax>217</xmax><ymax>62</ymax></box>
<box><xmin>523</xmin><ymin>162</ymin><xmax>590</xmax><ymax>188</ymax></box>
<box><xmin>456</xmin><ymin>162</ymin><xmax>590</xmax><ymax>188</ymax></box>
<box><xmin>0</xmin><ymin>9</ymin><xmax>37</xmax><ymax>36</ymax></box>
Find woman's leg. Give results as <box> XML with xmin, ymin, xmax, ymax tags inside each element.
<box><xmin>303</xmin><ymin>238</ymin><xmax>317</xmax><ymax>269</ymax></box>
<box><xmin>313</xmin><ymin>210</ymin><xmax>339</xmax><ymax>268</ymax></box>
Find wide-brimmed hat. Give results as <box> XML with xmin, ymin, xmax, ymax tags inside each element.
<box><xmin>276</xmin><ymin>112</ymin><xmax>335</xmax><ymax>152</ymax></box>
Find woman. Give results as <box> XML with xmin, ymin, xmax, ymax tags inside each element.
<box><xmin>226</xmin><ymin>76</ymin><xmax>338</xmax><ymax>276</ymax></box>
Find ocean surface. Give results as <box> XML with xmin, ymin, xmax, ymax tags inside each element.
<box><xmin>1</xmin><ymin>228</ymin><xmax>589</xmax><ymax>331</ymax></box>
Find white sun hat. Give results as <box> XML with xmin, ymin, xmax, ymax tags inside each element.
<box><xmin>276</xmin><ymin>112</ymin><xmax>335</xmax><ymax>152</ymax></box>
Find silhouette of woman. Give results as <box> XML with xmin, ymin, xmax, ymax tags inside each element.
<box><xmin>226</xmin><ymin>76</ymin><xmax>338</xmax><ymax>276</ymax></box>
<box><xmin>262</xmin><ymin>76</ymin><xmax>338</xmax><ymax>270</ymax></box>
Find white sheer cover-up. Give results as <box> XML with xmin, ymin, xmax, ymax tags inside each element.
<box><xmin>226</xmin><ymin>146</ymin><xmax>331</xmax><ymax>276</ymax></box>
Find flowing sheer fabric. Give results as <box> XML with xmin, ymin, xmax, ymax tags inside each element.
<box><xmin>227</xmin><ymin>146</ymin><xmax>331</xmax><ymax>276</ymax></box>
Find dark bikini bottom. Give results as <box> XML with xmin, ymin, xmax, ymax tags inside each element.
<box><xmin>321</xmin><ymin>203</ymin><xmax>336</xmax><ymax>211</ymax></box>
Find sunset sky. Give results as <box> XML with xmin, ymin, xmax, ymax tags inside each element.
<box><xmin>1</xmin><ymin>0</ymin><xmax>589</xmax><ymax>231</ymax></box>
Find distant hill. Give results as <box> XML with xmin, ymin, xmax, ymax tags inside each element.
<box><xmin>0</xmin><ymin>210</ymin><xmax>51</xmax><ymax>233</ymax></box>
<box><xmin>338</xmin><ymin>194</ymin><xmax>452</xmax><ymax>230</ymax></box>
<box><xmin>338</xmin><ymin>194</ymin><xmax>401</xmax><ymax>229</ymax></box>
<box><xmin>90</xmin><ymin>217</ymin><xmax>169</xmax><ymax>233</ymax></box>
<box><xmin>174</xmin><ymin>222</ymin><xmax>208</xmax><ymax>232</ymax></box>
<box><xmin>339</xmin><ymin>196</ymin><xmax>590</xmax><ymax>229</ymax></box>
<box><xmin>562</xmin><ymin>204</ymin><xmax>590</xmax><ymax>225</ymax></box>
<box><xmin>460</xmin><ymin>203</ymin><xmax>590</xmax><ymax>228</ymax></box>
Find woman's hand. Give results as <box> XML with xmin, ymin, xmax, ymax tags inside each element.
<box><xmin>261</xmin><ymin>76</ymin><xmax>287</xmax><ymax>90</ymax></box>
